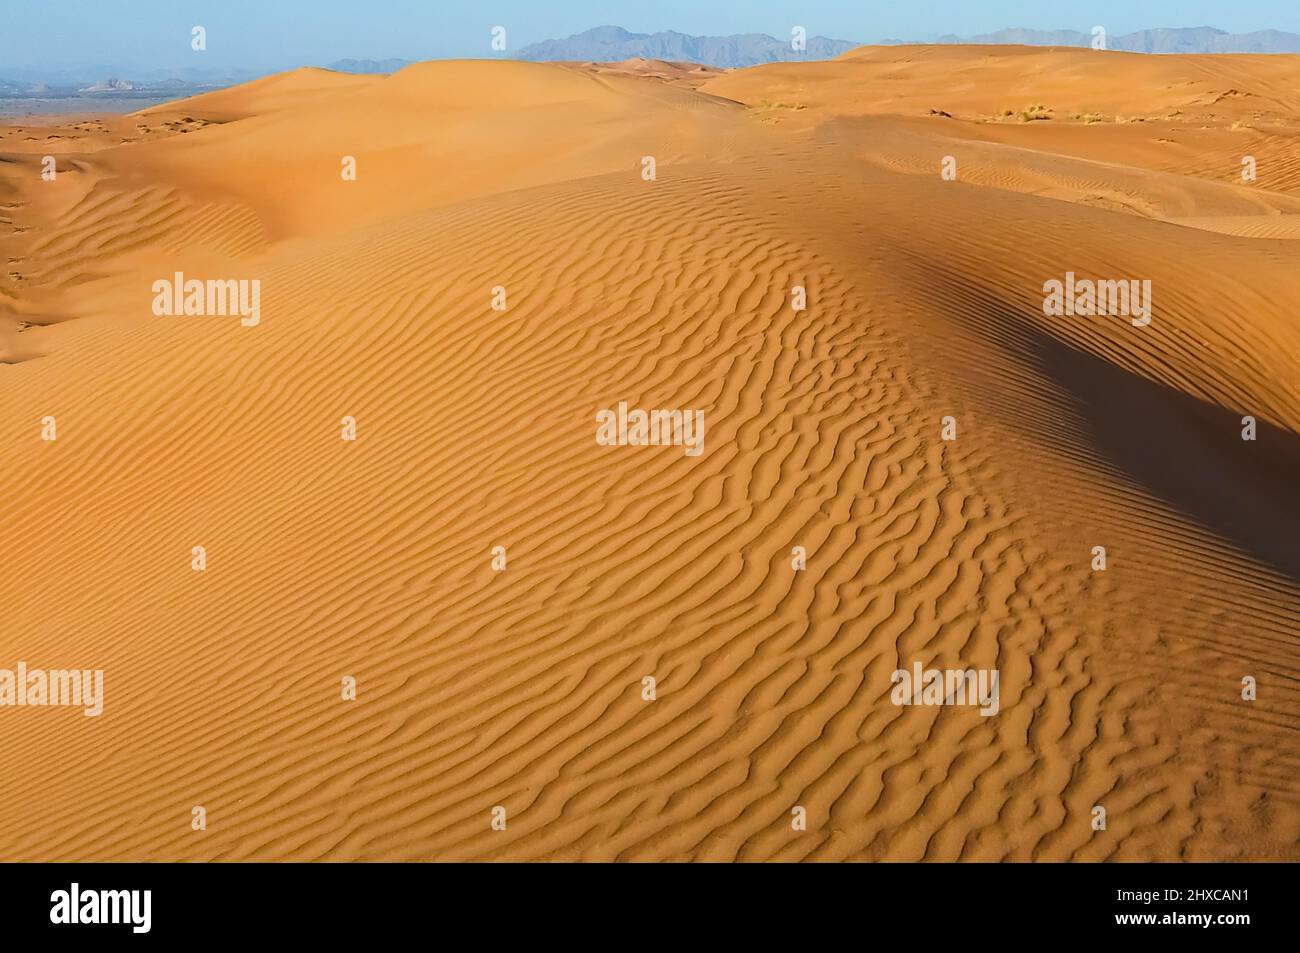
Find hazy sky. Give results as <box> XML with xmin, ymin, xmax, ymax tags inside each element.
<box><xmin>5</xmin><ymin>0</ymin><xmax>1299</xmax><ymax>72</ymax></box>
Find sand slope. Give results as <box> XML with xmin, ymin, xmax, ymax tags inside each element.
<box><xmin>1</xmin><ymin>46</ymin><xmax>1298</xmax><ymax>861</ymax></box>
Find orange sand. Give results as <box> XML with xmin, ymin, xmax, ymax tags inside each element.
<box><xmin>1</xmin><ymin>46</ymin><xmax>1297</xmax><ymax>861</ymax></box>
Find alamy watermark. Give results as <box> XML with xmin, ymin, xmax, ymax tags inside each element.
<box><xmin>50</xmin><ymin>883</ymin><xmax>150</xmax><ymax>933</ymax></box>
<box><xmin>152</xmin><ymin>272</ymin><xmax>261</xmax><ymax>326</ymax></box>
<box><xmin>1043</xmin><ymin>272</ymin><xmax>1151</xmax><ymax>326</ymax></box>
<box><xmin>0</xmin><ymin>662</ymin><xmax>104</xmax><ymax>716</ymax></box>
<box><xmin>891</xmin><ymin>662</ymin><xmax>1000</xmax><ymax>716</ymax></box>
<box><xmin>596</xmin><ymin>401</ymin><xmax>705</xmax><ymax>456</ymax></box>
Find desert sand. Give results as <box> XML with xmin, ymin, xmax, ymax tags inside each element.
<box><xmin>1</xmin><ymin>45</ymin><xmax>1297</xmax><ymax>861</ymax></box>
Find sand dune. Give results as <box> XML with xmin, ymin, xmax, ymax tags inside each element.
<box><xmin>704</xmin><ymin>43</ymin><xmax>1300</xmax><ymax>122</ymax></box>
<box><xmin>1</xmin><ymin>45</ymin><xmax>1297</xmax><ymax>861</ymax></box>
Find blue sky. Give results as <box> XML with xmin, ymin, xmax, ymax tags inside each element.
<box><xmin>4</xmin><ymin>0</ymin><xmax>1299</xmax><ymax>72</ymax></box>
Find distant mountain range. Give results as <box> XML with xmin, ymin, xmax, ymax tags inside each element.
<box><xmin>518</xmin><ymin>24</ymin><xmax>1300</xmax><ymax>64</ymax></box>
<box><xmin>933</xmin><ymin>26</ymin><xmax>1300</xmax><ymax>53</ymax></box>
<box><xmin>515</xmin><ymin>25</ymin><xmax>855</xmax><ymax>67</ymax></box>
<box><xmin>0</xmin><ymin>76</ymin><xmax>228</xmax><ymax>105</ymax></box>
<box><xmin>0</xmin><ymin>64</ymin><xmax>261</xmax><ymax>87</ymax></box>
<box><xmin>4</xmin><ymin>24</ymin><xmax>1299</xmax><ymax>103</ymax></box>
<box><xmin>0</xmin><ymin>66</ymin><xmax>254</xmax><ymax>110</ymax></box>
<box><xmin>511</xmin><ymin>25</ymin><xmax>1300</xmax><ymax>67</ymax></box>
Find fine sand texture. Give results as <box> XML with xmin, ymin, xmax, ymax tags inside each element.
<box><xmin>1</xmin><ymin>46</ymin><xmax>1298</xmax><ymax>861</ymax></box>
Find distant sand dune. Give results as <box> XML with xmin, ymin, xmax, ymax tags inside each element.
<box><xmin>0</xmin><ymin>45</ymin><xmax>1297</xmax><ymax>861</ymax></box>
